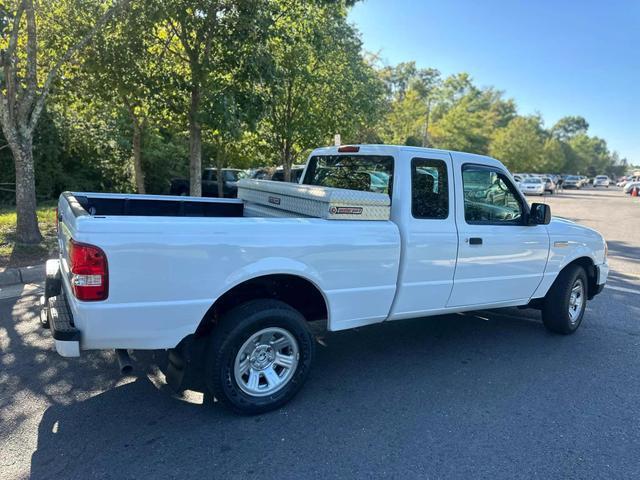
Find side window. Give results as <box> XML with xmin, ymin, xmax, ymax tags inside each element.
<box><xmin>411</xmin><ymin>158</ymin><xmax>449</xmax><ymax>219</ymax></box>
<box><xmin>462</xmin><ymin>166</ymin><xmax>524</xmax><ymax>224</ymax></box>
<box><xmin>202</xmin><ymin>169</ymin><xmax>216</xmax><ymax>182</ymax></box>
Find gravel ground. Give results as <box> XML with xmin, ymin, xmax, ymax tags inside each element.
<box><xmin>1</xmin><ymin>187</ymin><xmax>639</xmax><ymax>480</ymax></box>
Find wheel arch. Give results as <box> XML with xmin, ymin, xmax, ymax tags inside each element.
<box><xmin>560</xmin><ymin>256</ymin><xmax>598</xmax><ymax>299</ymax></box>
<box><xmin>195</xmin><ymin>273</ymin><xmax>329</xmax><ymax>336</ymax></box>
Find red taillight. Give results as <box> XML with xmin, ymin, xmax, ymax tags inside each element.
<box><xmin>68</xmin><ymin>240</ymin><xmax>108</xmax><ymax>301</ymax></box>
<box><xmin>338</xmin><ymin>145</ymin><xmax>360</xmax><ymax>153</ymax></box>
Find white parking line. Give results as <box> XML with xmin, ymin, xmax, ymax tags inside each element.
<box><xmin>606</xmin><ymin>285</ymin><xmax>640</xmax><ymax>295</ymax></box>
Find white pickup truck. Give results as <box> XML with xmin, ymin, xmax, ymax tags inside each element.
<box><xmin>42</xmin><ymin>145</ymin><xmax>608</xmax><ymax>414</ymax></box>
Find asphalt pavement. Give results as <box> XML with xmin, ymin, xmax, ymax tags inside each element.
<box><xmin>1</xmin><ymin>187</ymin><xmax>639</xmax><ymax>479</ymax></box>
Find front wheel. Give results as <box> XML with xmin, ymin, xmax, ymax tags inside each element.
<box><xmin>542</xmin><ymin>265</ymin><xmax>588</xmax><ymax>334</ymax></box>
<box><xmin>204</xmin><ymin>299</ymin><xmax>315</xmax><ymax>414</ymax></box>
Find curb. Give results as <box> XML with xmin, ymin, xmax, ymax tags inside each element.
<box><xmin>0</xmin><ymin>264</ymin><xmax>46</xmax><ymax>287</ymax></box>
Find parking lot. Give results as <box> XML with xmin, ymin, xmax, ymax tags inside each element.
<box><xmin>1</xmin><ymin>187</ymin><xmax>639</xmax><ymax>479</ymax></box>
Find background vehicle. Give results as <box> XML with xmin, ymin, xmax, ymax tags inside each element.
<box><xmin>618</xmin><ymin>175</ymin><xmax>640</xmax><ymax>187</ymax></box>
<box><xmin>250</xmin><ymin>168</ymin><xmax>272</xmax><ymax>180</ymax></box>
<box><xmin>563</xmin><ymin>175</ymin><xmax>582</xmax><ymax>189</ymax></box>
<box><xmin>542</xmin><ymin>177</ymin><xmax>556</xmax><ymax>194</ymax></box>
<box><xmin>513</xmin><ymin>174</ymin><xmax>523</xmax><ymax>187</ymax></box>
<box><xmin>271</xmin><ymin>166</ymin><xmax>305</xmax><ymax>183</ymax></box>
<box><xmin>43</xmin><ymin>145</ymin><xmax>608</xmax><ymax>414</ymax></box>
<box><xmin>170</xmin><ymin>168</ymin><xmax>248</xmax><ymax>197</ymax></box>
<box><xmin>520</xmin><ymin>177</ymin><xmax>545</xmax><ymax>195</ymax></box>
<box><xmin>624</xmin><ymin>180</ymin><xmax>640</xmax><ymax>194</ymax></box>
<box><xmin>593</xmin><ymin>175</ymin><xmax>610</xmax><ymax>188</ymax></box>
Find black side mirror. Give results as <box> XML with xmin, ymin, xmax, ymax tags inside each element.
<box><xmin>529</xmin><ymin>203</ymin><xmax>551</xmax><ymax>225</ymax></box>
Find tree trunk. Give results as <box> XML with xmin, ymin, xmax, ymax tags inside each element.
<box><xmin>189</xmin><ymin>85</ymin><xmax>202</xmax><ymax>196</ymax></box>
<box><xmin>283</xmin><ymin>140</ymin><xmax>292</xmax><ymax>182</ymax></box>
<box><xmin>10</xmin><ymin>137</ymin><xmax>42</xmax><ymax>244</ymax></box>
<box><xmin>216</xmin><ymin>144</ymin><xmax>225</xmax><ymax>198</ymax></box>
<box><xmin>132</xmin><ymin>118</ymin><xmax>145</xmax><ymax>194</ymax></box>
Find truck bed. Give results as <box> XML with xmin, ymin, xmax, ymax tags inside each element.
<box><xmin>68</xmin><ymin>192</ymin><xmax>244</xmax><ymax>218</ymax></box>
<box><xmin>67</xmin><ymin>178</ymin><xmax>391</xmax><ymax>221</ymax></box>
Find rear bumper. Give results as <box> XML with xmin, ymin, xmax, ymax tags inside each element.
<box><xmin>42</xmin><ymin>259</ymin><xmax>81</xmax><ymax>357</ymax></box>
<box><xmin>44</xmin><ymin>293</ymin><xmax>81</xmax><ymax>357</ymax></box>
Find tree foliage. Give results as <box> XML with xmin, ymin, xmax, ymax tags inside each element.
<box><xmin>0</xmin><ymin>0</ymin><xmax>630</xmax><ymax>233</ymax></box>
<box><xmin>376</xmin><ymin>63</ymin><xmax>625</xmax><ymax>176</ymax></box>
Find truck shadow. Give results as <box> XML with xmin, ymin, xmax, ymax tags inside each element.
<box><xmin>606</xmin><ymin>240</ymin><xmax>640</xmax><ymax>269</ymax></box>
<box><xmin>25</xmin><ymin>284</ymin><xmax>640</xmax><ymax>478</ymax></box>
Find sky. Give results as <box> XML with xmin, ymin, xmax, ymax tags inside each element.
<box><xmin>348</xmin><ymin>0</ymin><xmax>639</xmax><ymax>163</ymax></box>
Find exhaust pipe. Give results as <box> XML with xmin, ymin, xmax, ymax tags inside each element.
<box><xmin>115</xmin><ymin>349</ymin><xmax>133</xmax><ymax>375</ymax></box>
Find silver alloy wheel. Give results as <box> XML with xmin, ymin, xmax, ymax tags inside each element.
<box><xmin>568</xmin><ymin>279</ymin><xmax>585</xmax><ymax>324</ymax></box>
<box><xmin>233</xmin><ymin>327</ymin><xmax>299</xmax><ymax>397</ymax></box>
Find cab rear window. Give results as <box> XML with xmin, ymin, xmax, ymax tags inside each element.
<box><xmin>302</xmin><ymin>155</ymin><xmax>394</xmax><ymax>194</ymax></box>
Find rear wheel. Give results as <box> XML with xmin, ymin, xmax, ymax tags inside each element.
<box><xmin>542</xmin><ymin>265</ymin><xmax>588</xmax><ymax>334</ymax></box>
<box><xmin>204</xmin><ymin>299</ymin><xmax>315</xmax><ymax>414</ymax></box>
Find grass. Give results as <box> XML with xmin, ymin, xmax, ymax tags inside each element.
<box><xmin>0</xmin><ymin>202</ymin><xmax>58</xmax><ymax>270</ymax></box>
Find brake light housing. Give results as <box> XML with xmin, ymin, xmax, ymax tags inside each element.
<box><xmin>338</xmin><ymin>145</ymin><xmax>360</xmax><ymax>153</ymax></box>
<box><xmin>68</xmin><ymin>240</ymin><xmax>108</xmax><ymax>301</ymax></box>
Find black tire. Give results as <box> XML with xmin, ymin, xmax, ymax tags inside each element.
<box><xmin>204</xmin><ymin>299</ymin><xmax>315</xmax><ymax>414</ymax></box>
<box><xmin>542</xmin><ymin>265</ymin><xmax>588</xmax><ymax>334</ymax></box>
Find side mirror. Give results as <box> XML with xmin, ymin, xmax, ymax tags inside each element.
<box><xmin>529</xmin><ymin>203</ymin><xmax>551</xmax><ymax>225</ymax></box>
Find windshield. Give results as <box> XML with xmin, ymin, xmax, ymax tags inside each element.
<box><xmin>302</xmin><ymin>155</ymin><xmax>394</xmax><ymax>194</ymax></box>
<box><xmin>524</xmin><ymin>178</ymin><xmax>542</xmax><ymax>184</ymax></box>
<box><xmin>596</xmin><ymin>176</ymin><xmax>608</xmax><ymax>180</ymax></box>
<box><xmin>224</xmin><ymin>170</ymin><xmax>248</xmax><ymax>181</ymax></box>
<box><xmin>567</xmin><ymin>176</ymin><xmax>580</xmax><ymax>180</ymax></box>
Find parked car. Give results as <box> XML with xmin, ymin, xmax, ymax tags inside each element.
<box><xmin>592</xmin><ymin>175</ymin><xmax>610</xmax><ymax>188</ymax></box>
<box><xmin>542</xmin><ymin>177</ymin><xmax>556</xmax><ymax>194</ymax></box>
<box><xmin>170</xmin><ymin>168</ymin><xmax>248</xmax><ymax>197</ymax></box>
<box><xmin>250</xmin><ymin>168</ymin><xmax>272</xmax><ymax>180</ymax></box>
<box><xmin>563</xmin><ymin>175</ymin><xmax>582</xmax><ymax>189</ymax></box>
<box><xmin>520</xmin><ymin>177</ymin><xmax>545</xmax><ymax>195</ymax></box>
<box><xmin>43</xmin><ymin>145</ymin><xmax>608</xmax><ymax>414</ymax></box>
<box><xmin>618</xmin><ymin>175</ymin><xmax>640</xmax><ymax>187</ymax></box>
<box><xmin>624</xmin><ymin>180</ymin><xmax>640</xmax><ymax>195</ymax></box>
<box><xmin>271</xmin><ymin>166</ymin><xmax>305</xmax><ymax>183</ymax></box>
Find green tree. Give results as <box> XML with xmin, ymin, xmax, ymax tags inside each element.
<box><xmin>381</xmin><ymin>87</ymin><xmax>428</xmax><ymax>145</ymax></box>
<box><xmin>489</xmin><ymin>116</ymin><xmax>545</xmax><ymax>172</ymax></box>
<box><xmin>551</xmin><ymin>115</ymin><xmax>589</xmax><ymax>141</ymax></box>
<box><xmin>569</xmin><ymin>134</ymin><xmax>610</xmax><ymax>175</ymax></box>
<box><xmin>430</xmin><ymin>93</ymin><xmax>500</xmax><ymax>154</ymax></box>
<box><xmin>260</xmin><ymin>0</ymin><xmax>384</xmax><ymax>180</ymax></box>
<box><xmin>540</xmin><ymin>137</ymin><xmax>567</xmax><ymax>173</ymax></box>
<box><xmin>0</xmin><ymin>0</ymin><xmax>128</xmax><ymax>243</ymax></box>
<box><xmin>377</xmin><ymin>62</ymin><xmax>441</xmax><ymax>146</ymax></box>
<box><xmin>162</xmin><ymin>0</ymin><xmax>270</xmax><ymax>196</ymax></box>
<box><xmin>82</xmin><ymin>1</ymin><xmax>166</xmax><ymax>193</ymax></box>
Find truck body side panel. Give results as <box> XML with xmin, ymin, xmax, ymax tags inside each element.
<box><xmin>58</xmin><ymin>203</ymin><xmax>401</xmax><ymax>349</ymax></box>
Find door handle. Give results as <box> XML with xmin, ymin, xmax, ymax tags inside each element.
<box><xmin>468</xmin><ymin>237</ymin><xmax>483</xmax><ymax>245</ymax></box>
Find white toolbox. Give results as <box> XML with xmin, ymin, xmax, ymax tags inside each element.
<box><xmin>237</xmin><ymin>179</ymin><xmax>390</xmax><ymax>220</ymax></box>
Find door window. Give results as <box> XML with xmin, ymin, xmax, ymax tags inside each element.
<box><xmin>462</xmin><ymin>166</ymin><xmax>524</xmax><ymax>224</ymax></box>
<box><xmin>202</xmin><ymin>170</ymin><xmax>216</xmax><ymax>182</ymax></box>
<box><xmin>411</xmin><ymin>158</ymin><xmax>449</xmax><ymax>219</ymax></box>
